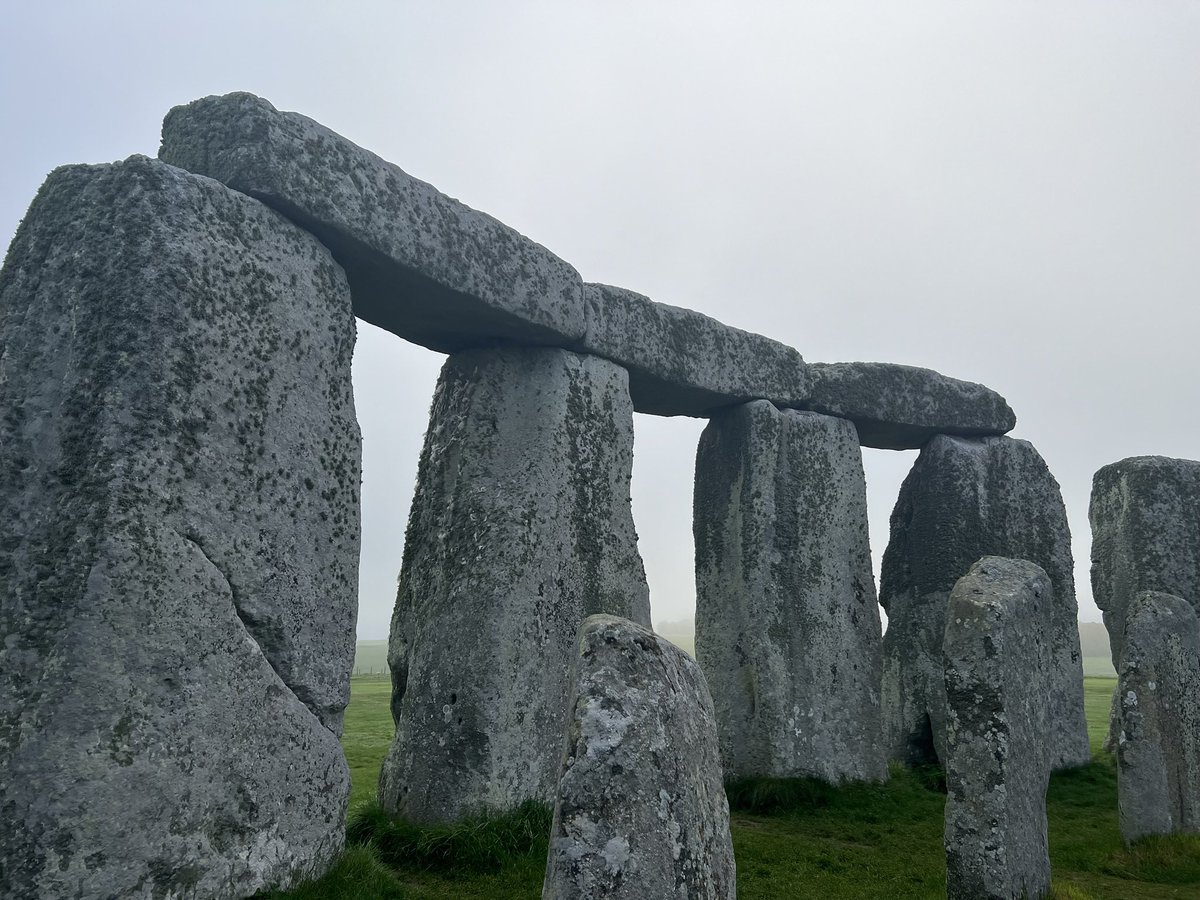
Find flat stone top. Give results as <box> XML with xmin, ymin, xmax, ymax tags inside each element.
<box><xmin>160</xmin><ymin>91</ymin><xmax>586</xmax><ymax>353</ymax></box>
<box><xmin>1094</xmin><ymin>455</ymin><xmax>1200</xmax><ymax>484</ymax></box>
<box><xmin>157</xmin><ymin>91</ymin><xmax>1016</xmax><ymax>432</ymax></box>
<box><xmin>804</xmin><ymin>361</ymin><xmax>1016</xmax><ymax>450</ymax></box>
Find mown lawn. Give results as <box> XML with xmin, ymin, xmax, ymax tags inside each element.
<box><xmin>266</xmin><ymin>675</ymin><xmax>1200</xmax><ymax>899</ymax></box>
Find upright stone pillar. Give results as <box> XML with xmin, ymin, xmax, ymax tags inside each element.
<box><xmin>543</xmin><ymin>615</ymin><xmax>737</xmax><ymax>900</ymax></box>
<box><xmin>943</xmin><ymin>557</ymin><xmax>1053</xmax><ymax>900</ymax></box>
<box><xmin>0</xmin><ymin>157</ymin><xmax>360</xmax><ymax>899</ymax></box>
<box><xmin>694</xmin><ymin>401</ymin><xmax>885</xmax><ymax>783</ymax></box>
<box><xmin>1090</xmin><ymin>456</ymin><xmax>1200</xmax><ymax>675</ymax></box>
<box><xmin>380</xmin><ymin>347</ymin><xmax>650</xmax><ymax>823</ymax></box>
<box><xmin>880</xmin><ymin>435</ymin><xmax>1089</xmax><ymax>770</ymax></box>
<box><xmin>1116</xmin><ymin>591</ymin><xmax>1200</xmax><ymax>843</ymax></box>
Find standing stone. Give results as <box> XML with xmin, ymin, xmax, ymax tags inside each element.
<box><xmin>0</xmin><ymin>157</ymin><xmax>360</xmax><ymax>899</ymax></box>
<box><xmin>1115</xmin><ymin>591</ymin><xmax>1200</xmax><ymax>843</ymax></box>
<box><xmin>379</xmin><ymin>348</ymin><xmax>650</xmax><ymax>823</ymax></box>
<box><xmin>694</xmin><ymin>401</ymin><xmax>885</xmax><ymax>782</ymax></box>
<box><xmin>1090</xmin><ymin>456</ymin><xmax>1200</xmax><ymax>674</ymax></box>
<box><xmin>943</xmin><ymin>557</ymin><xmax>1053</xmax><ymax>900</ymax></box>
<box><xmin>543</xmin><ymin>615</ymin><xmax>736</xmax><ymax>900</ymax></box>
<box><xmin>880</xmin><ymin>435</ymin><xmax>1089</xmax><ymax>770</ymax></box>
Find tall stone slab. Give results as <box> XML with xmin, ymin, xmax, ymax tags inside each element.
<box><xmin>943</xmin><ymin>557</ymin><xmax>1053</xmax><ymax>900</ymax></box>
<box><xmin>1090</xmin><ymin>456</ymin><xmax>1200</xmax><ymax>673</ymax></box>
<box><xmin>880</xmin><ymin>435</ymin><xmax>1089</xmax><ymax>770</ymax></box>
<box><xmin>694</xmin><ymin>401</ymin><xmax>885</xmax><ymax>782</ymax></box>
<box><xmin>543</xmin><ymin>615</ymin><xmax>736</xmax><ymax>900</ymax></box>
<box><xmin>0</xmin><ymin>157</ymin><xmax>360</xmax><ymax>899</ymax></box>
<box><xmin>1116</xmin><ymin>591</ymin><xmax>1200</xmax><ymax>843</ymax></box>
<box><xmin>379</xmin><ymin>348</ymin><xmax>650</xmax><ymax>823</ymax></box>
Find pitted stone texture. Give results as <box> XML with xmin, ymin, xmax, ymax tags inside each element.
<box><xmin>1116</xmin><ymin>591</ymin><xmax>1200</xmax><ymax>843</ymax></box>
<box><xmin>943</xmin><ymin>557</ymin><xmax>1053</xmax><ymax>900</ymax></box>
<box><xmin>0</xmin><ymin>157</ymin><xmax>360</xmax><ymax>899</ymax></box>
<box><xmin>694</xmin><ymin>402</ymin><xmax>885</xmax><ymax>782</ymax></box>
<box><xmin>380</xmin><ymin>348</ymin><xmax>650</xmax><ymax>823</ymax></box>
<box><xmin>1090</xmin><ymin>456</ymin><xmax>1200</xmax><ymax>672</ymax></box>
<box><xmin>803</xmin><ymin>362</ymin><xmax>1016</xmax><ymax>450</ymax></box>
<box><xmin>880</xmin><ymin>435</ymin><xmax>1089</xmax><ymax>770</ymax></box>
<box><xmin>581</xmin><ymin>283</ymin><xmax>809</xmax><ymax>417</ymax></box>
<box><xmin>543</xmin><ymin>615</ymin><xmax>736</xmax><ymax>900</ymax></box>
<box><xmin>160</xmin><ymin>92</ymin><xmax>584</xmax><ymax>353</ymax></box>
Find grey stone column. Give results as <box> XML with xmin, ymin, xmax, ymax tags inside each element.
<box><xmin>880</xmin><ymin>435</ymin><xmax>1089</xmax><ymax>770</ymax></box>
<box><xmin>379</xmin><ymin>347</ymin><xmax>650</xmax><ymax>823</ymax></box>
<box><xmin>1090</xmin><ymin>456</ymin><xmax>1200</xmax><ymax>673</ymax></box>
<box><xmin>1116</xmin><ymin>591</ymin><xmax>1200</xmax><ymax>843</ymax></box>
<box><xmin>543</xmin><ymin>615</ymin><xmax>736</xmax><ymax>900</ymax></box>
<box><xmin>694</xmin><ymin>401</ymin><xmax>885</xmax><ymax>783</ymax></box>
<box><xmin>0</xmin><ymin>157</ymin><xmax>360</xmax><ymax>899</ymax></box>
<box><xmin>943</xmin><ymin>557</ymin><xmax>1053</xmax><ymax>900</ymax></box>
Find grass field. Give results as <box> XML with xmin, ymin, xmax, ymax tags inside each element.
<box><xmin>266</xmin><ymin>675</ymin><xmax>1200</xmax><ymax>899</ymax></box>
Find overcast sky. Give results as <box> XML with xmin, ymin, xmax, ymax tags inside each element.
<box><xmin>3</xmin><ymin>2</ymin><xmax>1197</xmax><ymax>638</ymax></box>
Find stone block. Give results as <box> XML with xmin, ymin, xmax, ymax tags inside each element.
<box><xmin>694</xmin><ymin>401</ymin><xmax>885</xmax><ymax>782</ymax></box>
<box><xmin>880</xmin><ymin>435</ymin><xmax>1089</xmax><ymax>769</ymax></box>
<box><xmin>1116</xmin><ymin>591</ymin><xmax>1200</xmax><ymax>843</ymax></box>
<box><xmin>160</xmin><ymin>92</ymin><xmax>585</xmax><ymax>353</ymax></box>
<box><xmin>0</xmin><ymin>157</ymin><xmax>359</xmax><ymax>899</ymax></box>
<box><xmin>803</xmin><ymin>361</ymin><xmax>1016</xmax><ymax>450</ymax></box>
<box><xmin>943</xmin><ymin>557</ymin><xmax>1053</xmax><ymax>900</ymax></box>
<box><xmin>581</xmin><ymin>283</ymin><xmax>808</xmax><ymax>416</ymax></box>
<box><xmin>543</xmin><ymin>615</ymin><xmax>736</xmax><ymax>900</ymax></box>
<box><xmin>379</xmin><ymin>347</ymin><xmax>650</xmax><ymax>823</ymax></box>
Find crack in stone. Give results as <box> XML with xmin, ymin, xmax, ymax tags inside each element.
<box><xmin>178</xmin><ymin>529</ymin><xmax>323</xmax><ymax>728</ymax></box>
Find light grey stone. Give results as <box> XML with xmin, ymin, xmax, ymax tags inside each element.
<box><xmin>880</xmin><ymin>435</ymin><xmax>1089</xmax><ymax>770</ymax></box>
<box><xmin>159</xmin><ymin>92</ymin><xmax>584</xmax><ymax>353</ymax></box>
<box><xmin>379</xmin><ymin>348</ymin><xmax>650</xmax><ymax>823</ymax></box>
<box><xmin>1090</xmin><ymin>456</ymin><xmax>1200</xmax><ymax>673</ymax></box>
<box><xmin>802</xmin><ymin>361</ymin><xmax>1016</xmax><ymax>450</ymax></box>
<box><xmin>694</xmin><ymin>401</ymin><xmax>885</xmax><ymax>782</ymax></box>
<box><xmin>1090</xmin><ymin>456</ymin><xmax>1200</xmax><ymax>749</ymax></box>
<box><xmin>543</xmin><ymin>615</ymin><xmax>736</xmax><ymax>900</ymax></box>
<box><xmin>1116</xmin><ymin>591</ymin><xmax>1200</xmax><ymax>843</ymax></box>
<box><xmin>0</xmin><ymin>157</ymin><xmax>360</xmax><ymax>899</ymax></box>
<box><xmin>580</xmin><ymin>283</ymin><xmax>809</xmax><ymax>416</ymax></box>
<box><xmin>943</xmin><ymin>557</ymin><xmax>1053</xmax><ymax>900</ymax></box>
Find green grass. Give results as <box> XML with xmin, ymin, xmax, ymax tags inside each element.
<box><xmin>267</xmin><ymin>674</ymin><xmax>1200</xmax><ymax>899</ymax></box>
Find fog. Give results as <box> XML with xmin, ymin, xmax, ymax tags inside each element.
<box><xmin>3</xmin><ymin>2</ymin><xmax>1197</xmax><ymax>637</ymax></box>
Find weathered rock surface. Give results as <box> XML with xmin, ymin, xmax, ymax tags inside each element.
<box><xmin>1115</xmin><ymin>591</ymin><xmax>1200</xmax><ymax>843</ymax></box>
<box><xmin>1090</xmin><ymin>456</ymin><xmax>1200</xmax><ymax>672</ymax></box>
<box><xmin>543</xmin><ymin>615</ymin><xmax>736</xmax><ymax>900</ymax></box>
<box><xmin>880</xmin><ymin>435</ymin><xmax>1089</xmax><ymax>770</ymax></box>
<box><xmin>943</xmin><ymin>557</ymin><xmax>1053</xmax><ymax>900</ymax></box>
<box><xmin>0</xmin><ymin>157</ymin><xmax>360</xmax><ymax>899</ymax></box>
<box><xmin>581</xmin><ymin>283</ymin><xmax>809</xmax><ymax>416</ymax></box>
<box><xmin>380</xmin><ymin>348</ymin><xmax>650</xmax><ymax>823</ymax></box>
<box><xmin>694</xmin><ymin>401</ymin><xmax>885</xmax><ymax>782</ymax></box>
<box><xmin>802</xmin><ymin>361</ymin><xmax>1016</xmax><ymax>450</ymax></box>
<box><xmin>159</xmin><ymin>92</ymin><xmax>585</xmax><ymax>353</ymax></box>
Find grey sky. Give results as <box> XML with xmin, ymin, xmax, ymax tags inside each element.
<box><xmin>3</xmin><ymin>2</ymin><xmax>1197</xmax><ymax>638</ymax></box>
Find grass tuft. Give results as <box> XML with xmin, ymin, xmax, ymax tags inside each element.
<box><xmin>257</xmin><ymin>845</ymin><xmax>408</xmax><ymax>899</ymax></box>
<box><xmin>725</xmin><ymin>775</ymin><xmax>837</xmax><ymax>814</ymax></box>
<box><xmin>347</xmin><ymin>799</ymin><xmax>553</xmax><ymax>874</ymax></box>
<box><xmin>1100</xmin><ymin>833</ymin><xmax>1200</xmax><ymax>885</ymax></box>
<box><xmin>1049</xmin><ymin>883</ymin><xmax>1096</xmax><ymax>899</ymax></box>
